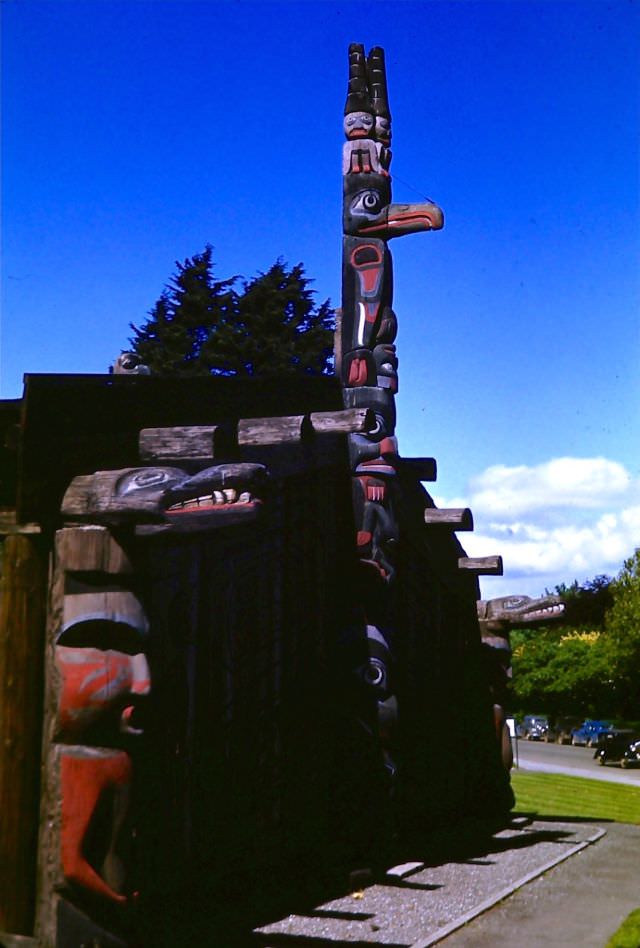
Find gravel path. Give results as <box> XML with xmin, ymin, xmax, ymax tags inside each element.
<box><xmin>255</xmin><ymin>817</ymin><xmax>613</xmax><ymax>947</ymax></box>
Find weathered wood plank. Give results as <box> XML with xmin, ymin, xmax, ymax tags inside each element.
<box><xmin>424</xmin><ymin>507</ymin><xmax>473</xmax><ymax>531</ymax></box>
<box><xmin>138</xmin><ymin>425</ymin><xmax>234</xmax><ymax>461</ymax></box>
<box><xmin>0</xmin><ymin>535</ymin><xmax>47</xmax><ymax>936</ymax></box>
<box><xmin>56</xmin><ymin>526</ymin><xmax>133</xmax><ymax>574</ymax></box>
<box><xmin>309</xmin><ymin>407</ymin><xmax>375</xmax><ymax>434</ymax></box>
<box><xmin>237</xmin><ymin>414</ymin><xmax>311</xmax><ymax>446</ymax></box>
<box><xmin>458</xmin><ymin>555</ymin><xmax>503</xmax><ymax>575</ymax></box>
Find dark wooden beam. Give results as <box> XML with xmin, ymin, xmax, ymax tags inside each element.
<box><xmin>458</xmin><ymin>555</ymin><xmax>503</xmax><ymax>576</ymax></box>
<box><xmin>424</xmin><ymin>507</ymin><xmax>473</xmax><ymax>531</ymax></box>
<box><xmin>397</xmin><ymin>457</ymin><xmax>437</xmax><ymax>482</ymax></box>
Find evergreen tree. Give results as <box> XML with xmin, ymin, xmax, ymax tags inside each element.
<box><xmin>129</xmin><ymin>246</ymin><xmax>335</xmax><ymax>377</ymax></box>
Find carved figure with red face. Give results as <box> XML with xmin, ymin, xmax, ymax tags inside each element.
<box><xmin>55</xmin><ymin>604</ymin><xmax>150</xmax><ymax>907</ymax></box>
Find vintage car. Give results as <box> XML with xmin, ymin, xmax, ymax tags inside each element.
<box><xmin>594</xmin><ymin>732</ymin><xmax>640</xmax><ymax>768</ymax></box>
<box><xmin>544</xmin><ymin>715</ymin><xmax>581</xmax><ymax>744</ymax></box>
<box><xmin>518</xmin><ymin>714</ymin><xmax>550</xmax><ymax>741</ymax></box>
<box><xmin>570</xmin><ymin>719</ymin><xmax>614</xmax><ymax>747</ymax></box>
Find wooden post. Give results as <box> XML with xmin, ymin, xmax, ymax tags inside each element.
<box><xmin>0</xmin><ymin>534</ymin><xmax>47</xmax><ymax>936</ymax></box>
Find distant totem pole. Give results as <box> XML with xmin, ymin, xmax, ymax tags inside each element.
<box><xmin>339</xmin><ymin>46</ymin><xmax>443</xmax><ymax>779</ymax></box>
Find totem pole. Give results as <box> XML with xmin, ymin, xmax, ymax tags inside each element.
<box><xmin>36</xmin><ymin>525</ymin><xmax>150</xmax><ymax>947</ymax></box>
<box><xmin>339</xmin><ymin>45</ymin><xmax>443</xmax><ymax>787</ymax></box>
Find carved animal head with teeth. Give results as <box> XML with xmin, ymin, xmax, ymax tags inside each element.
<box><xmin>477</xmin><ymin>595</ymin><xmax>565</xmax><ymax>632</ymax></box>
<box><xmin>61</xmin><ymin>463</ymin><xmax>269</xmax><ymax>532</ymax></box>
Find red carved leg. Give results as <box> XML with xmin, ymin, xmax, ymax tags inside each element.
<box><xmin>60</xmin><ymin>749</ymin><xmax>131</xmax><ymax>903</ymax></box>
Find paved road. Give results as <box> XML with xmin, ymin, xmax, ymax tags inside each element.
<box><xmin>514</xmin><ymin>736</ymin><xmax>640</xmax><ymax>786</ymax></box>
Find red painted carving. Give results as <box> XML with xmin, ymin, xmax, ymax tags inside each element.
<box><xmin>60</xmin><ymin>749</ymin><xmax>131</xmax><ymax>903</ymax></box>
<box><xmin>56</xmin><ymin>646</ymin><xmax>150</xmax><ymax>739</ymax></box>
<box><xmin>348</xmin><ymin>358</ymin><xmax>369</xmax><ymax>386</ymax></box>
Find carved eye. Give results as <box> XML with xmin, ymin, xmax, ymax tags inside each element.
<box><xmin>117</xmin><ymin>468</ymin><xmax>181</xmax><ymax>495</ymax></box>
<box><xmin>351</xmin><ymin>190</ymin><xmax>384</xmax><ymax>216</ymax></box>
<box><xmin>356</xmin><ymin>658</ymin><xmax>387</xmax><ymax>689</ymax></box>
<box><xmin>368</xmin><ymin>415</ymin><xmax>383</xmax><ymax>436</ymax></box>
<box><xmin>364</xmin><ymin>660</ymin><xmax>385</xmax><ymax>686</ymax></box>
<box><xmin>504</xmin><ymin>597</ymin><xmax>526</xmax><ymax>609</ymax></box>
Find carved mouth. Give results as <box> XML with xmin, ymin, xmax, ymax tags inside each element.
<box><xmin>521</xmin><ymin>604</ymin><xmax>565</xmax><ymax>621</ymax></box>
<box><xmin>166</xmin><ymin>491</ymin><xmax>261</xmax><ymax>514</ymax></box>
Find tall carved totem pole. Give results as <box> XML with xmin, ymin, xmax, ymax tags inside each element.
<box><xmin>339</xmin><ymin>45</ymin><xmax>443</xmax><ymax>782</ymax></box>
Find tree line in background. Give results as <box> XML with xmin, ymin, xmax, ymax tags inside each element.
<box><xmin>129</xmin><ymin>245</ymin><xmax>335</xmax><ymax>377</ymax></box>
<box><xmin>512</xmin><ymin>551</ymin><xmax>640</xmax><ymax>721</ymax></box>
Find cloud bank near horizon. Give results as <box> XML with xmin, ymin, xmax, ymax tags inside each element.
<box><xmin>433</xmin><ymin>456</ymin><xmax>640</xmax><ymax>598</ymax></box>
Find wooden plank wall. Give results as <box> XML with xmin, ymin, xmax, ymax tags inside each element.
<box><xmin>132</xmin><ymin>461</ymin><xmax>362</xmax><ymax>944</ymax></box>
<box><xmin>394</xmin><ymin>476</ymin><xmax>513</xmax><ymax>837</ymax></box>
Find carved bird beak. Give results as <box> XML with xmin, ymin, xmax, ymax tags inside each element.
<box><xmin>355</xmin><ymin>202</ymin><xmax>444</xmax><ymax>239</ymax></box>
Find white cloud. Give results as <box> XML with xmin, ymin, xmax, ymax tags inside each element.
<box><xmin>466</xmin><ymin>457</ymin><xmax>634</xmax><ymax>516</ymax></box>
<box><xmin>434</xmin><ymin>457</ymin><xmax>640</xmax><ymax>599</ymax></box>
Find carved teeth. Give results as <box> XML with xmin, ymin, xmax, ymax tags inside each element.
<box><xmin>166</xmin><ymin>488</ymin><xmax>257</xmax><ymax>512</ymax></box>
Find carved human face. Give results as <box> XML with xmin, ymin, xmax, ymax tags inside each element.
<box><xmin>55</xmin><ymin>618</ymin><xmax>150</xmax><ymax>743</ymax></box>
<box><xmin>343</xmin><ymin>110</ymin><xmax>375</xmax><ymax>139</ymax></box>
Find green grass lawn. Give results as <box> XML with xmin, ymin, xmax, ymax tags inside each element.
<box><xmin>606</xmin><ymin>908</ymin><xmax>640</xmax><ymax>948</ymax></box>
<box><xmin>511</xmin><ymin>770</ymin><xmax>640</xmax><ymax>825</ymax></box>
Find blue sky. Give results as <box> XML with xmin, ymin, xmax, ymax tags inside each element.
<box><xmin>2</xmin><ymin>0</ymin><xmax>639</xmax><ymax>596</ymax></box>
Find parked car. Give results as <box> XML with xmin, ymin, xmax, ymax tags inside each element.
<box><xmin>544</xmin><ymin>715</ymin><xmax>581</xmax><ymax>744</ymax></box>
<box><xmin>594</xmin><ymin>732</ymin><xmax>640</xmax><ymax>768</ymax></box>
<box><xmin>570</xmin><ymin>720</ymin><xmax>614</xmax><ymax>747</ymax></box>
<box><xmin>518</xmin><ymin>715</ymin><xmax>550</xmax><ymax>741</ymax></box>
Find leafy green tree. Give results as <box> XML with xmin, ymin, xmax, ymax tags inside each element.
<box><xmin>512</xmin><ymin>574</ymin><xmax>614</xmax><ymax>716</ymax></box>
<box><xmin>512</xmin><ymin>628</ymin><xmax>611</xmax><ymax>717</ymax></box>
<box><xmin>129</xmin><ymin>246</ymin><xmax>335</xmax><ymax>377</ymax></box>
<box><xmin>605</xmin><ymin>550</ymin><xmax>640</xmax><ymax>717</ymax></box>
<box><xmin>512</xmin><ymin>561</ymin><xmax>640</xmax><ymax>720</ymax></box>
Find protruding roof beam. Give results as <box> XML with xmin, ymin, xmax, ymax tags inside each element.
<box><xmin>424</xmin><ymin>507</ymin><xmax>473</xmax><ymax>531</ymax></box>
<box><xmin>458</xmin><ymin>555</ymin><xmax>503</xmax><ymax>576</ymax></box>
